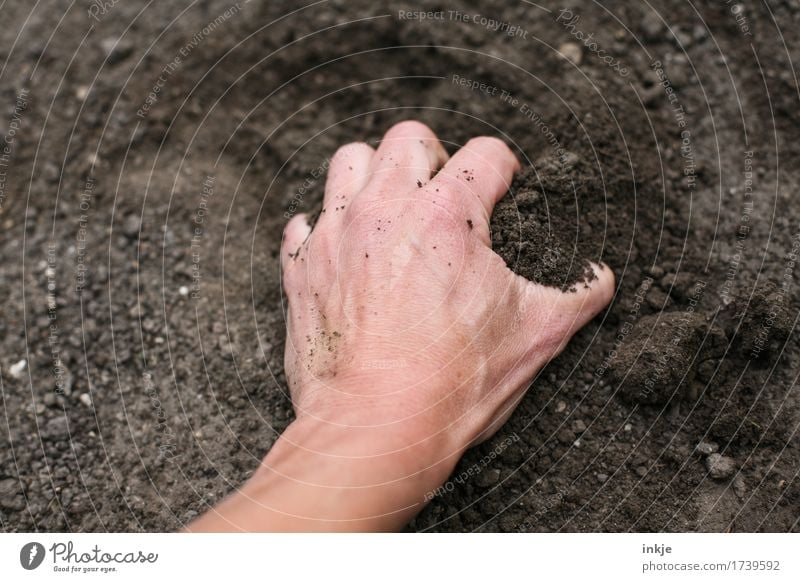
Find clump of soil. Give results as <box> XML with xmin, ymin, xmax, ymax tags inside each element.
<box><xmin>609</xmin><ymin>311</ymin><xmax>724</xmax><ymax>405</ymax></box>
<box><xmin>724</xmin><ymin>282</ymin><xmax>795</xmax><ymax>365</ymax></box>
<box><xmin>491</xmin><ymin>153</ymin><xmax>602</xmax><ymax>290</ymax></box>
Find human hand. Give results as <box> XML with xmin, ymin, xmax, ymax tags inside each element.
<box><xmin>189</xmin><ymin>121</ymin><xmax>614</xmax><ymax>531</ymax></box>
<box><xmin>280</xmin><ymin>119</ymin><xmax>613</xmax><ymax>453</ymax></box>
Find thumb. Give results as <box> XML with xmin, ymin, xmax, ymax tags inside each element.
<box><xmin>525</xmin><ymin>262</ymin><xmax>615</xmax><ymax>357</ymax></box>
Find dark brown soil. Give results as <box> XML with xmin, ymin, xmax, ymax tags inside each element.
<box><xmin>492</xmin><ymin>157</ymin><xmax>603</xmax><ymax>290</ymax></box>
<box><xmin>1</xmin><ymin>0</ymin><xmax>798</xmax><ymax>532</ymax></box>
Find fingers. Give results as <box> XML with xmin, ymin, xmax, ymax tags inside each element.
<box><xmin>281</xmin><ymin>213</ymin><xmax>312</xmax><ymax>279</ymax></box>
<box><xmin>367</xmin><ymin>120</ymin><xmax>449</xmax><ymax>192</ymax></box>
<box><xmin>428</xmin><ymin>137</ymin><xmax>519</xmax><ymax>244</ymax></box>
<box><xmin>324</xmin><ymin>142</ymin><xmax>375</xmax><ymax>208</ymax></box>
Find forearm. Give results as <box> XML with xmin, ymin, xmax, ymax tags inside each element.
<box><xmin>188</xmin><ymin>414</ymin><xmax>461</xmax><ymax>532</ymax></box>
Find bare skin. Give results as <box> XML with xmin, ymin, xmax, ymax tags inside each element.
<box><xmin>188</xmin><ymin>120</ymin><xmax>614</xmax><ymax>532</ymax></box>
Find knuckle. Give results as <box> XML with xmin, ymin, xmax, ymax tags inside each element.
<box><xmin>332</xmin><ymin>141</ymin><xmax>371</xmax><ymax>163</ymax></box>
<box><xmin>466</xmin><ymin>135</ymin><xmax>508</xmax><ymax>152</ymax></box>
<box><xmin>386</xmin><ymin>120</ymin><xmax>435</xmax><ymax>139</ymax></box>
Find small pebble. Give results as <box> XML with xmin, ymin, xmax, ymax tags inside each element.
<box><xmin>45</xmin><ymin>416</ymin><xmax>69</xmax><ymax>440</ymax></box>
<box><xmin>733</xmin><ymin>476</ymin><xmax>747</xmax><ymax>498</ymax></box>
<box><xmin>79</xmin><ymin>393</ymin><xmax>92</xmax><ymax>407</ymax></box>
<box><xmin>692</xmin><ymin>24</ymin><xmax>707</xmax><ymax>43</ymax></box>
<box><xmin>556</xmin><ymin>401</ymin><xmax>567</xmax><ymax>413</ymax></box>
<box><xmin>179</xmin><ymin>286</ymin><xmax>189</xmax><ymax>297</ymax></box>
<box><xmin>597</xmin><ymin>473</ymin><xmax>608</xmax><ymax>483</ymax></box>
<box><xmin>9</xmin><ymin>359</ymin><xmax>27</xmax><ymax>379</ymax></box>
<box><xmin>218</xmin><ymin>334</ymin><xmax>237</xmax><ymax>357</ymax></box>
<box><xmin>122</xmin><ymin>215</ymin><xmax>141</xmax><ymax>238</ymax></box>
<box><xmin>641</xmin><ymin>12</ymin><xmax>664</xmax><ymax>41</ymax></box>
<box><xmin>559</xmin><ymin>42</ymin><xmax>582</xmax><ymax>65</ymax></box>
<box><xmin>624</xmin><ymin>423</ymin><xmax>632</xmax><ymax>432</ymax></box>
<box><xmin>696</xmin><ymin>441</ymin><xmax>719</xmax><ymax>456</ymax></box>
<box><xmin>706</xmin><ymin>453</ymin><xmax>736</xmax><ymax>480</ymax></box>
<box><xmin>100</xmin><ymin>37</ymin><xmax>133</xmax><ymax>64</ymax></box>
<box><xmin>673</xmin><ymin>28</ymin><xmax>693</xmax><ymax>49</ymax></box>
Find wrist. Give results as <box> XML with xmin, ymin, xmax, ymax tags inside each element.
<box><xmin>256</xmin><ymin>413</ymin><xmax>462</xmax><ymax>508</ymax></box>
<box><xmin>189</xmin><ymin>413</ymin><xmax>463</xmax><ymax>531</ymax></box>
<box><xmin>290</xmin><ymin>367</ymin><xmax>482</xmax><ymax>459</ymax></box>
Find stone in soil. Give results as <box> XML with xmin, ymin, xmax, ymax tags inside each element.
<box><xmin>696</xmin><ymin>441</ymin><xmax>719</xmax><ymax>456</ymax></box>
<box><xmin>705</xmin><ymin>453</ymin><xmax>736</xmax><ymax>480</ymax></box>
